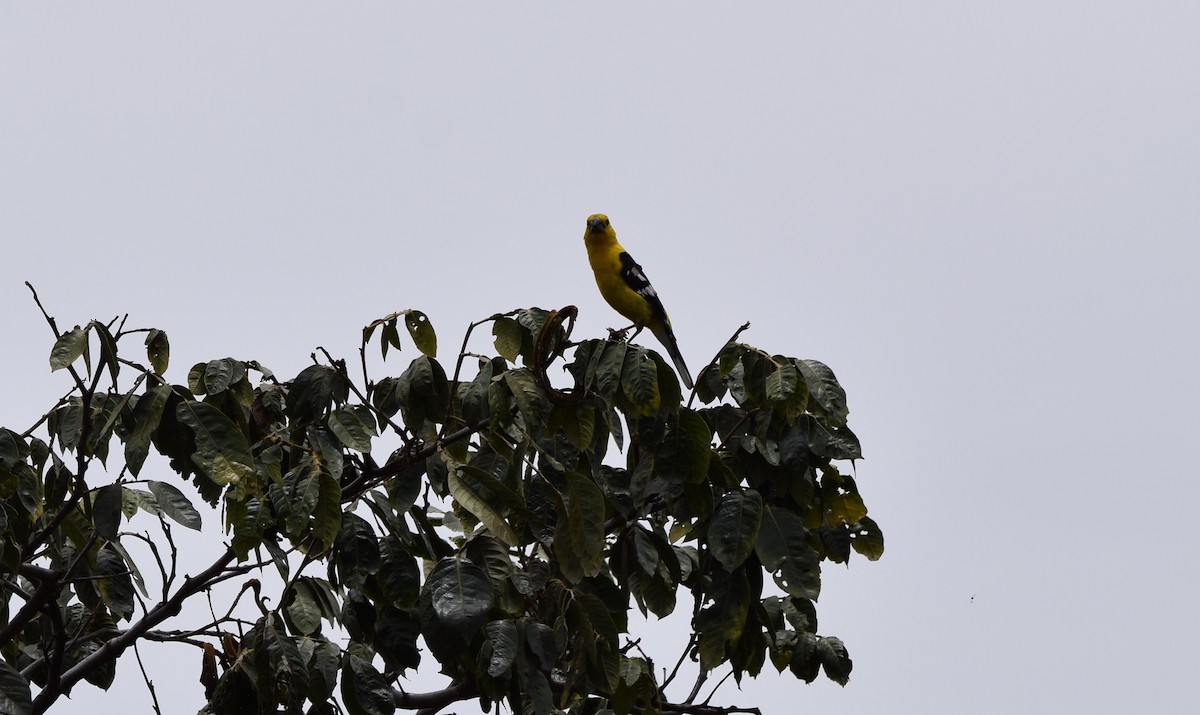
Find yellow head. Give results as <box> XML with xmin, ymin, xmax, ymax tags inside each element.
<box><xmin>585</xmin><ymin>214</ymin><xmax>611</xmax><ymax>235</ymax></box>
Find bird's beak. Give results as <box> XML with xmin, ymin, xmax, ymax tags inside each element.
<box><xmin>586</xmin><ymin>216</ymin><xmax>604</xmax><ymax>232</ymax></box>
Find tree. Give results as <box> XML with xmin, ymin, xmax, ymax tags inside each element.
<box><xmin>0</xmin><ymin>285</ymin><xmax>883</xmax><ymax>715</ymax></box>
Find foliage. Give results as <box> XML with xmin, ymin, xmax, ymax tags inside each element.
<box><xmin>0</xmin><ymin>290</ymin><xmax>883</xmax><ymax>715</ymax></box>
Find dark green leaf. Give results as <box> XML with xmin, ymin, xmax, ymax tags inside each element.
<box><xmin>175</xmin><ymin>400</ymin><xmax>256</xmax><ymax>486</ymax></box>
<box><xmin>124</xmin><ymin>383</ymin><xmax>171</xmax><ymax>476</ymax></box>
<box><xmin>145</xmin><ymin>329</ymin><xmax>169</xmax><ymax>375</ymax></box>
<box><xmin>0</xmin><ymin>661</ymin><xmax>32</xmax><ymax>715</ymax></box>
<box><xmin>397</xmin><ymin>355</ymin><xmax>450</xmax><ymax>427</ymax></box>
<box><xmin>92</xmin><ymin>321</ymin><xmax>119</xmax><ymax>384</ymax></box>
<box><xmin>709</xmin><ymin>490</ymin><xmax>764</xmax><ymax>572</ymax></box>
<box><xmin>94</xmin><ymin>545</ymin><xmax>135</xmax><ymax>620</ymax></box>
<box><xmin>492</xmin><ymin>317</ymin><xmax>522</xmax><ymax>362</ymax></box>
<box><xmin>305</xmin><ymin>638</ymin><xmax>342</xmax><ymax>703</ymax></box>
<box><xmin>93</xmin><ymin>484</ymin><xmax>124</xmax><ymax>540</ymax></box>
<box><xmin>148</xmin><ymin>480</ymin><xmax>203</xmax><ymax>530</ymax></box>
<box><xmin>334</xmin><ymin>512</ymin><xmax>380</xmax><ymax>590</ymax></box>
<box><xmin>287</xmin><ymin>365</ymin><xmax>344</xmax><ymax>424</ymax></box>
<box><xmin>446</xmin><ymin>459</ymin><xmax>520</xmax><ymax>546</ymax></box>
<box><xmin>259</xmin><ymin>616</ymin><xmax>308</xmax><ymax>712</ymax></box>
<box><xmin>426</xmin><ymin>556</ymin><xmax>494</xmax><ymax>641</ymax></box>
<box><xmin>484</xmin><ymin>619</ymin><xmax>518</xmax><ymax>677</ymax></box>
<box><xmin>595</xmin><ymin>341</ymin><xmax>626</xmax><ymax>397</ymax></box>
<box><xmin>203</xmin><ymin>358</ymin><xmax>245</xmax><ymax>395</ymax></box>
<box><xmin>795</xmin><ymin>359</ymin><xmax>849</xmax><ymax>428</ymax></box>
<box><xmin>230</xmin><ymin>497</ymin><xmax>270</xmax><ymax>560</ymax></box>
<box><xmin>49</xmin><ymin>326</ymin><xmax>87</xmax><ymax>372</ymax></box>
<box><xmin>816</xmin><ymin>636</ymin><xmax>852</xmax><ymax>686</ymax></box>
<box><xmin>555</xmin><ymin>471</ymin><xmax>606</xmax><ymax>584</ymax></box>
<box><xmin>524</xmin><ymin>670</ymin><xmax>554</xmax><ymax>715</ymax></box>
<box><xmin>380</xmin><ymin>317</ymin><xmax>401</xmax><ymax>361</ymax></box>
<box><xmin>621</xmin><ymin>347</ymin><xmax>660</xmax><ymax>416</ymax></box>
<box><xmin>404</xmin><ymin>310</ymin><xmax>437</xmax><ymax>357</ymax></box>
<box><xmin>756</xmin><ymin>504</ymin><xmax>820</xmax><ymax>599</ymax></box>
<box><xmin>851</xmin><ymin>516</ymin><xmax>885</xmax><ymax>560</ymax></box>
<box><xmin>329</xmin><ymin>404</ymin><xmax>377</xmax><ymax>453</ymax></box>
<box><xmin>310</xmin><ymin>471</ymin><xmax>342</xmax><ymax>552</ymax></box>
<box><xmin>503</xmin><ymin>368</ymin><xmax>547</xmax><ymax>431</ymax></box>
<box><xmin>285</xmin><ymin>579</ymin><xmax>324</xmax><ymax>636</ymax></box>
<box><xmin>375</xmin><ymin>605</ymin><xmax>422</xmax><ymax>673</ymax></box>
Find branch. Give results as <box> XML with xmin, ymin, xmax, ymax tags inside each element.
<box><xmin>33</xmin><ymin>547</ymin><xmax>238</xmax><ymax>714</ymax></box>
<box><xmin>394</xmin><ymin>678</ymin><xmax>478</xmax><ymax>715</ymax></box>
<box><xmin>660</xmin><ymin>705</ymin><xmax>761</xmax><ymax>715</ymax></box>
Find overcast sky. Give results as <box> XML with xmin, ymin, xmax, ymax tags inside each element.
<box><xmin>2</xmin><ymin>4</ymin><xmax>1197</xmax><ymax>714</ymax></box>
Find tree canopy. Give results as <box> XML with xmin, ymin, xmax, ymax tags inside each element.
<box><xmin>0</xmin><ymin>287</ymin><xmax>882</xmax><ymax>715</ymax></box>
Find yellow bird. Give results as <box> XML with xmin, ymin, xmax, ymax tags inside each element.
<box><xmin>583</xmin><ymin>214</ymin><xmax>693</xmax><ymax>390</ymax></box>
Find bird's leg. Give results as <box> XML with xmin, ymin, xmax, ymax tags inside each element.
<box><xmin>607</xmin><ymin>324</ymin><xmax>642</xmax><ymax>342</ymax></box>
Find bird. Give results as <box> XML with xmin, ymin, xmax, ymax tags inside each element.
<box><xmin>583</xmin><ymin>214</ymin><xmax>693</xmax><ymax>390</ymax></box>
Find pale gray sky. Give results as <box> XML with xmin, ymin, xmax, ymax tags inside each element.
<box><xmin>3</xmin><ymin>4</ymin><xmax>1197</xmax><ymax>714</ymax></box>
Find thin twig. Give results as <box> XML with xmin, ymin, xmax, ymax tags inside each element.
<box><xmin>132</xmin><ymin>641</ymin><xmax>163</xmax><ymax>715</ymax></box>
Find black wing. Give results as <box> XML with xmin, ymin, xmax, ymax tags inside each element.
<box><xmin>618</xmin><ymin>251</ymin><xmax>669</xmax><ymax>323</ymax></box>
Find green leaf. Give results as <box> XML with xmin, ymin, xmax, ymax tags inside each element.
<box><xmin>709</xmin><ymin>490</ymin><xmax>763</xmax><ymax>572</ymax></box>
<box><xmin>144</xmin><ymin>329</ymin><xmax>170</xmax><ymax>375</ymax></box>
<box><xmin>816</xmin><ymin>636</ymin><xmax>852</xmax><ymax>685</ymax></box>
<box><xmin>447</xmin><ymin>461</ymin><xmax>520</xmax><ymax>546</ymax></box>
<box><xmin>795</xmin><ymin>359</ymin><xmax>849</xmax><ymax>428</ymax></box>
<box><xmin>484</xmin><ymin>619</ymin><xmax>519</xmax><ymax>677</ymax></box>
<box><xmin>0</xmin><ymin>661</ymin><xmax>32</xmax><ymax>715</ymax></box>
<box><xmin>630</xmin><ymin>527</ymin><xmax>660</xmax><ymax>576</ymax></box>
<box><xmin>202</xmin><ymin>358</ymin><xmax>245</xmax><ymax>395</ymax></box>
<box><xmin>493</xmin><ymin>317</ymin><xmax>522</xmax><ymax>362</ymax></box>
<box><xmin>282</xmin><ymin>456</ymin><xmax>321</xmax><ymax>538</ymax></box>
<box><xmin>174</xmin><ymin>400</ymin><xmax>256</xmax><ymax>485</ymax></box>
<box><xmin>49</xmin><ymin>326</ymin><xmax>88</xmax><ymax>372</ymax></box>
<box><xmin>148</xmin><ymin>480</ymin><xmax>203</xmax><ymax>531</ymax></box>
<box><xmin>124</xmin><ymin>383</ymin><xmax>171</xmax><ymax>476</ymax></box>
<box><xmin>92</xmin><ymin>320</ymin><xmax>119</xmax><ymax>384</ymax></box>
<box><xmin>765</xmin><ymin>362</ymin><xmax>800</xmax><ymax>403</ymax></box>
<box><xmin>310</xmin><ymin>472</ymin><xmax>342</xmax><ymax>552</ymax></box>
<box><xmin>397</xmin><ymin>355</ymin><xmax>450</xmax><ymax>427</ymax></box>
<box><xmin>426</xmin><ymin>556</ymin><xmax>495</xmax><ymax>641</ymax></box>
<box><xmin>503</xmin><ymin>368</ymin><xmax>548</xmax><ymax>431</ymax></box>
<box><xmin>851</xmin><ymin>516</ymin><xmax>885</xmax><ymax>560</ymax></box>
<box><xmin>259</xmin><ymin>616</ymin><xmax>308</xmax><ymax>712</ymax></box>
<box><xmin>0</xmin><ymin>430</ymin><xmax>20</xmax><ymax>474</ymax></box>
<box><xmin>328</xmin><ymin>404</ymin><xmax>377</xmax><ymax>453</ymax></box>
<box><xmin>554</xmin><ymin>471</ymin><xmax>606</xmax><ymax>583</ymax></box>
<box><xmin>230</xmin><ymin>496</ymin><xmax>270</xmax><ymax>560</ymax></box>
<box><xmin>377</xmin><ymin>538</ymin><xmax>421</xmax><ymax>607</ymax></box>
<box><xmin>374</xmin><ymin>605</ymin><xmax>422</xmax><ymax>673</ymax></box>
<box><xmin>621</xmin><ymin>347</ymin><xmax>661</xmax><ymax>416</ymax></box>
<box><xmin>756</xmin><ymin>504</ymin><xmax>820</xmax><ymax>599</ymax></box>
<box><xmin>655</xmin><ymin>408</ymin><xmax>712</xmax><ymax>485</ymax></box>
<box><xmin>404</xmin><ymin>310</ymin><xmax>437</xmax><ymax>357</ymax></box>
<box><xmin>94</xmin><ymin>545</ymin><xmax>135</xmax><ymax>620</ymax></box>
<box><xmin>334</xmin><ymin>512</ymin><xmax>380</xmax><ymax>590</ymax></box>
<box><xmin>524</xmin><ymin>670</ymin><xmax>554</xmax><ymax>715</ymax></box>
<box><xmin>286</xmin><ymin>579</ymin><xmax>324</xmax><ymax>636</ymax></box>
<box><xmin>93</xmin><ymin>484</ymin><xmax>124</xmax><ymax>540</ymax></box>
<box><xmin>595</xmin><ymin>341</ymin><xmax>627</xmax><ymax>397</ymax></box>
<box><xmin>458</xmin><ymin>359</ymin><xmax>493</xmax><ymax>427</ymax></box>
<box><xmin>304</xmin><ymin>638</ymin><xmax>341</xmax><ymax>703</ymax></box>
<box><xmin>287</xmin><ymin>365</ymin><xmax>344</xmax><ymax>424</ymax></box>
<box><xmin>380</xmin><ymin>317</ymin><xmax>401</xmax><ymax>361</ymax></box>
<box><xmin>695</xmin><ymin>571</ymin><xmax>751</xmax><ymax>670</ymax></box>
